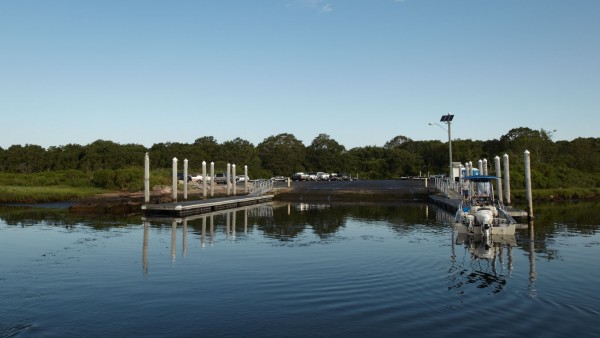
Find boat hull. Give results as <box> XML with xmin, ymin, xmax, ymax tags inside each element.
<box><xmin>454</xmin><ymin>222</ymin><xmax>516</xmax><ymax>236</ymax></box>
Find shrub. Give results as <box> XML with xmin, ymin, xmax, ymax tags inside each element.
<box><xmin>92</xmin><ymin>170</ymin><xmax>116</xmax><ymax>189</ymax></box>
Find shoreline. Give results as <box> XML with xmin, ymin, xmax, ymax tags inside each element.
<box><xmin>2</xmin><ymin>181</ymin><xmax>598</xmax><ymax>215</ymax></box>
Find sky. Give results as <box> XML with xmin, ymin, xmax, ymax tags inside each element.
<box><xmin>1</xmin><ymin>0</ymin><xmax>598</xmax><ymax>150</ymax></box>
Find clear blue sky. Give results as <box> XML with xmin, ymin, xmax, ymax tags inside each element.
<box><xmin>1</xmin><ymin>0</ymin><xmax>598</xmax><ymax>149</ymax></box>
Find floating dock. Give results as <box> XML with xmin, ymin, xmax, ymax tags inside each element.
<box><xmin>429</xmin><ymin>194</ymin><xmax>529</xmax><ymax>220</ymax></box>
<box><xmin>142</xmin><ymin>195</ymin><xmax>274</xmax><ymax>217</ymax></box>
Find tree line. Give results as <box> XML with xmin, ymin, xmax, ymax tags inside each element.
<box><xmin>1</xmin><ymin>127</ymin><xmax>599</xmax><ymax>190</ymax></box>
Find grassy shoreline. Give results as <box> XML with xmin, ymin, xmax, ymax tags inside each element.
<box><xmin>1</xmin><ymin>184</ymin><xmax>599</xmax><ymax>205</ymax></box>
<box><xmin>0</xmin><ymin>185</ymin><xmax>107</xmax><ymax>204</ymax></box>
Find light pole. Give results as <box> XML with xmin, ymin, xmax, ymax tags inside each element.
<box><xmin>429</xmin><ymin>113</ymin><xmax>454</xmax><ymax>181</ymax></box>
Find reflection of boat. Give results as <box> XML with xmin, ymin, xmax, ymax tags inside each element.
<box><xmin>454</xmin><ymin>175</ymin><xmax>516</xmax><ymax>238</ymax></box>
<box><xmin>452</xmin><ymin>232</ymin><xmax>516</xmax><ymax>294</ymax></box>
<box><xmin>456</xmin><ymin>232</ymin><xmax>516</xmax><ymax>260</ymax></box>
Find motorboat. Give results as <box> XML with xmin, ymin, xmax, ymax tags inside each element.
<box><xmin>454</xmin><ymin>175</ymin><xmax>516</xmax><ymax>238</ymax></box>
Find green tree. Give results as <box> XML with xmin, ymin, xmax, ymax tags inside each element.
<box><xmin>306</xmin><ymin>134</ymin><xmax>346</xmax><ymax>172</ymax></box>
<box><xmin>4</xmin><ymin>144</ymin><xmax>47</xmax><ymax>173</ymax></box>
<box><xmin>384</xmin><ymin>135</ymin><xmax>412</xmax><ymax>149</ymax></box>
<box><xmin>257</xmin><ymin>133</ymin><xmax>306</xmax><ymax>176</ymax></box>
<box><xmin>347</xmin><ymin>146</ymin><xmax>386</xmax><ymax>179</ymax></box>
<box><xmin>220</xmin><ymin>138</ymin><xmax>262</xmax><ymax>176</ymax></box>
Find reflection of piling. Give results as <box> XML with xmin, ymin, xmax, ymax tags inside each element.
<box><xmin>171</xmin><ymin>220</ymin><xmax>177</xmax><ymax>262</ymax></box>
<box><xmin>529</xmin><ymin>220</ymin><xmax>536</xmax><ymax>290</ymax></box>
<box><xmin>210</xmin><ymin>215</ymin><xmax>214</xmax><ymax>244</ymax></box>
<box><xmin>524</xmin><ymin>150</ymin><xmax>534</xmax><ymax>219</ymax></box>
<box><xmin>226</xmin><ymin>212</ymin><xmax>230</xmax><ymax>240</ymax></box>
<box><xmin>244</xmin><ymin>208</ymin><xmax>248</xmax><ymax>233</ymax></box>
<box><xmin>183</xmin><ymin>219</ymin><xmax>188</xmax><ymax>257</ymax></box>
<box><xmin>232</xmin><ymin>210</ymin><xmax>237</xmax><ymax>238</ymax></box>
<box><xmin>201</xmin><ymin>216</ymin><xmax>206</xmax><ymax>248</ymax></box>
<box><xmin>143</xmin><ymin>221</ymin><xmax>149</xmax><ymax>275</ymax></box>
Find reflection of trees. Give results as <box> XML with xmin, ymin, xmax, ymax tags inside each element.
<box><xmin>0</xmin><ymin>206</ymin><xmax>140</xmax><ymax>229</ymax></box>
<box><xmin>255</xmin><ymin>203</ymin><xmax>446</xmax><ymax>240</ymax></box>
<box><xmin>513</xmin><ymin>202</ymin><xmax>600</xmax><ymax>260</ymax></box>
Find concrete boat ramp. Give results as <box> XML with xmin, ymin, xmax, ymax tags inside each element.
<box><xmin>142</xmin><ymin>195</ymin><xmax>274</xmax><ymax>217</ymax></box>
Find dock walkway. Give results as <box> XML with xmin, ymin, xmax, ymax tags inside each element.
<box><xmin>142</xmin><ymin>195</ymin><xmax>274</xmax><ymax>217</ymax></box>
<box><xmin>429</xmin><ymin>194</ymin><xmax>529</xmax><ymax>220</ymax></box>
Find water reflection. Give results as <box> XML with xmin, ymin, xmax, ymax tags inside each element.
<box><xmin>450</xmin><ymin>232</ymin><xmax>517</xmax><ymax>294</ymax></box>
<box><xmin>141</xmin><ymin>204</ymin><xmax>268</xmax><ymax>273</ymax></box>
<box><xmin>529</xmin><ymin>220</ymin><xmax>537</xmax><ymax>293</ymax></box>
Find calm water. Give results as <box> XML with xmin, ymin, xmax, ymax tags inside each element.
<box><xmin>1</xmin><ymin>201</ymin><xmax>600</xmax><ymax>337</ymax></box>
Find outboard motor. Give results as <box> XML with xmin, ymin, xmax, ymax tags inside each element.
<box><xmin>482</xmin><ymin>223</ymin><xmax>492</xmax><ymax>248</ymax></box>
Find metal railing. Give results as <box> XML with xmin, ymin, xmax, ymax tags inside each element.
<box><xmin>434</xmin><ymin>177</ymin><xmax>461</xmax><ymax>198</ymax></box>
<box><xmin>248</xmin><ymin>179</ymin><xmax>273</xmax><ymax>196</ymax></box>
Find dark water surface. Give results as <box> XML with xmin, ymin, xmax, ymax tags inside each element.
<box><xmin>1</xmin><ymin>201</ymin><xmax>600</xmax><ymax>337</ymax></box>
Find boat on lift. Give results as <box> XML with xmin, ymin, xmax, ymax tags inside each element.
<box><xmin>454</xmin><ymin>175</ymin><xmax>516</xmax><ymax>238</ymax></box>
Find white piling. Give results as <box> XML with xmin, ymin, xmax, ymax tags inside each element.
<box><xmin>183</xmin><ymin>159</ymin><xmax>188</xmax><ymax>200</ymax></box>
<box><xmin>172</xmin><ymin>157</ymin><xmax>178</xmax><ymax>201</ymax></box>
<box><xmin>468</xmin><ymin>161</ymin><xmax>473</xmax><ymax>176</ymax></box>
<box><xmin>482</xmin><ymin>158</ymin><xmax>488</xmax><ymax>175</ymax></box>
<box><xmin>144</xmin><ymin>152</ymin><xmax>150</xmax><ymax>203</ymax></box>
<box><xmin>503</xmin><ymin>154</ymin><xmax>511</xmax><ymax>206</ymax></box>
<box><xmin>244</xmin><ymin>165</ymin><xmax>249</xmax><ymax>194</ymax></box>
<box><xmin>478</xmin><ymin>159</ymin><xmax>483</xmax><ymax>175</ymax></box>
<box><xmin>226</xmin><ymin>163</ymin><xmax>231</xmax><ymax>196</ymax></box>
<box><xmin>202</xmin><ymin>161</ymin><xmax>207</xmax><ymax>199</ymax></box>
<box><xmin>232</xmin><ymin>164</ymin><xmax>237</xmax><ymax>196</ymax></box>
<box><xmin>524</xmin><ymin>150</ymin><xmax>534</xmax><ymax>219</ymax></box>
<box><xmin>210</xmin><ymin>162</ymin><xmax>215</xmax><ymax>197</ymax></box>
<box><xmin>494</xmin><ymin>156</ymin><xmax>503</xmax><ymax>204</ymax></box>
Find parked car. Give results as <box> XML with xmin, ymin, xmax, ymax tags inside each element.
<box><xmin>177</xmin><ymin>173</ymin><xmax>192</xmax><ymax>182</ymax></box>
<box><xmin>292</xmin><ymin>172</ymin><xmax>309</xmax><ymax>181</ymax></box>
<box><xmin>316</xmin><ymin>172</ymin><xmax>330</xmax><ymax>181</ymax></box>
<box><xmin>236</xmin><ymin>175</ymin><xmax>247</xmax><ymax>182</ymax></box>
<box><xmin>307</xmin><ymin>172</ymin><xmax>318</xmax><ymax>181</ymax></box>
<box><xmin>270</xmin><ymin>176</ymin><xmax>287</xmax><ymax>182</ymax></box>
<box><xmin>214</xmin><ymin>173</ymin><xmax>228</xmax><ymax>184</ymax></box>
<box><xmin>191</xmin><ymin>174</ymin><xmax>211</xmax><ymax>182</ymax></box>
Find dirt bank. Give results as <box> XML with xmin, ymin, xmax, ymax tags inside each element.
<box><xmin>68</xmin><ymin>180</ymin><xmax>435</xmax><ymax>214</ymax></box>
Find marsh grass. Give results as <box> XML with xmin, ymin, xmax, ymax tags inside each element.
<box><xmin>512</xmin><ymin>187</ymin><xmax>600</xmax><ymax>201</ymax></box>
<box><xmin>0</xmin><ymin>185</ymin><xmax>105</xmax><ymax>203</ymax></box>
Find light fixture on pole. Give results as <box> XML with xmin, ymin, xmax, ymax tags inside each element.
<box><xmin>429</xmin><ymin>113</ymin><xmax>454</xmax><ymax>180</ymax></box>
<box><xmin>441</xmin><ymin>113</ymin><xmax>454</xmax><ymax>181</ymax></box>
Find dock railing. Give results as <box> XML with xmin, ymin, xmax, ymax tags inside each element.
<box><xmin>248</xmin><ymin>179</ymin><xmax>273</xmax><ymax>196</ymax></box>
<box><xmin>434</xmin><ymin>177</ymin><xmax>460</xmax><ymax>198</ymax></box>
